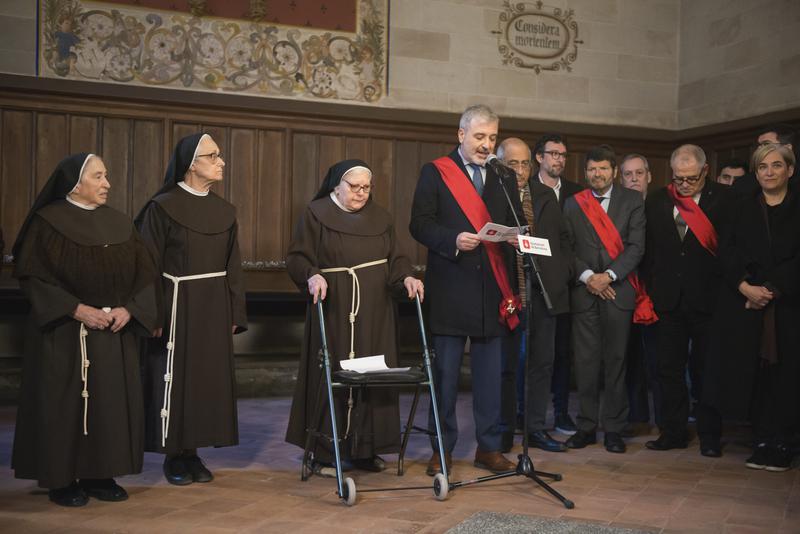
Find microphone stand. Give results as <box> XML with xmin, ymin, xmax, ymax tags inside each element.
<box><xmin>446</xmin><ymin>164</ymin><xmax>574</xmax><ymax>509</ymax></box>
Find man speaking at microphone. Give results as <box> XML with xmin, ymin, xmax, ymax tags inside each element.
<box><xmin>410</xmin><ymin>105</ymin><xmax>523</xmax><ymax>475</ymax></box>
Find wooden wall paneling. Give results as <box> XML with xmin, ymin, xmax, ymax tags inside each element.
<box><xmin>344</xmin><ymin>136</ymin><xmax>370</xmax><ymax>163</ymax></box>
<box><xmin>255</xmin><ymin>130</ymin><xmax>286</xmax><ymax>263</ymax></box>
<box><xmin>370</xmin><ymin>138</ymin><xmax>393</xmax><ymax>213</ymax></box>
<box><xmin>101</xmin><ymin>118</ymin><xmax>132</xmax><ymax>215</ymax></box>
<box><xmin>68</xmin><ymin>115</ymin><xmax>99</xmax><ymax>154</ymax></box>
<box><xmin>169</xmin><ymin>122</ymin><xmax>202</xmax><ymax>194</ymax></box>
<box><xmin>393</xmin><ymin>140</ymin><xmax>420</xmax><ymax>265</ymax></box>
<box><xmin>229</xmin><ymin>127</ymin><xmax>257</xmax><ymax>261</ymax></box>
<box><xmin>34</xmin><ymin>113</ymin><xmax>68</xmax><ymax>192</ymax></box>
<box><xmin>131</xmin><ymin>120</ymin><xmax>165</xmax><ymax>214</ymax></box>
<box><xmin>291</xmin><ymin>133</ymin><xmax>319</xmax><ymax>228</ymax></box>
<box><xmin>318</xmin><ymin>134</ymin><xmax>344</xmax><ymax>180</ymax></box>
<box><xmin>1</xmin><ymin>111</ymin><xmax>33</xmax><ymax>248</ymax></box>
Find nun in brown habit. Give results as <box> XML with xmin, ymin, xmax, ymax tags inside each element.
<box><xmin>12</xmin><ymin>153</ymin><xmax>159</xmax><ymax>506</ymax></box>
<box><xmin>285</xmin><ymin>159</ymin><xmax>424</xmax><ymax>473</ymax></box>
<box><xmin>136</xmin><ymin>133</ymin><xmax>247</xmax><ymax>485</ymax></box>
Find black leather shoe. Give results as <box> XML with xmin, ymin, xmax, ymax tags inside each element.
<box><xmin>78</xmin><ymin>478</ymin><xmax>128</xmax><ymax>502</ymax></box>
<box><xmin>49</xmin><ymin>481</ymin><xmax>88</xmax><ymax>507</ymax></box>
<box><xmin>700</xmin><ymin>440</ymin><xmax>723</xmax><ymax>458</ymax></box>
<box><xmin>645</xmin><ymin>434</ymin><xmax>688</xmax><ymax>451</ymax></box>
<box><xmin>163</xmin><ymin>455</ymin><xmax>193</xmax><ymax>486</ymax></box>
<box><xmin>501</xmin><ymin>431</ymin><xmax>514</xmax><ymax>453</ymax></box>
<box><xmin>352</xmin><ymin>455</ymin><xmax>386</xmax><ymax>472</ymax></box>
<box><xmin>565</xmin><ymin>430</ymin><xmax>597</xmax><ymax>449</ymax></box>
<box><xmin>184</xmin><ymin>454</ymin><xmax>214</xmax><ymax>483</ymax></box>
<box><xmin>528</xmin><ymin>430</ymin><xmax>567</xmax><ymax>452</ymax></box>
<box><xmin>604</xmin><ymin>432</ymin><xmax>626</xmax><ymax>454</ymax></box>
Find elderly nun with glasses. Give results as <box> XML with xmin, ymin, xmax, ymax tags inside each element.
<box><xmin>285</xmin><ymin>159</ymin><xmax>424</xmax><ymax>475</ymax></box>
<box><xmin>12</xmin><ymin>153</ymin><xmax>159</xmax><ymax>506</ymax></box>
<box><xmin>136</xmin><ymin>133</ymin><xmax>247</xmax><ymax>486</ymax></box>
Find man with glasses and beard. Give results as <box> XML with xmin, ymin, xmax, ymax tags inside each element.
<box><xmin>533</xmin><ymin>134</ymin><xmax>584</xmax><ymax>436</ymax></box>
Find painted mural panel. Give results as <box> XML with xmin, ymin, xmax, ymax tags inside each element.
<box><xmin>39</xmin><ymin>0</ymin><xmax>386</xmax><ymax>102</ymax></box>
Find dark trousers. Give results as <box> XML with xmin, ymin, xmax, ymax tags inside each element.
<box><xmin>625</xmin><ymin>323</ymin><xmax>661</xmax><ymax>426</ymax></box>
<box><xmin>500</xmin><ymin>294</ymin><xmax>557</xmax><ymax>433</ymax></box>
<box><xmin>655</xmin><ymin>299</ymin><xmax>718</xmax><ymax>441</ymax></box>
<box><xmin>551</xmin><ymin>313</ymin><xmax>572</xmax><ymax>415</ymax></box>
<box><xmin>429</xmin><ymin>335</ymin><xmax>503</xmax><ymax>453</ymax></box>
<box><xmin>572</xmin><ymin>300</ymin><xmax>631</xmax><ymax>434</ymax></box>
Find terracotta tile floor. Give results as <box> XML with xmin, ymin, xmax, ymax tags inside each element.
<box><xmin>1</xmin><ymin>394</ymin><xmax>798</xmax><ymax>533</ymax></box>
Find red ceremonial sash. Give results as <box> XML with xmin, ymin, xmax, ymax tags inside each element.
<box><xmin>666</xmin><ymin>183</ymin><xmax>718</xmax><ymax>256</ymax></box>
<box><xmin>432</xmin><ymin>157</ymin><xmax>520</xmax><ymax>330</ymax></box>
<box><xmin>574</xmin><ymin>190</ymin><xmax>657</xmax><ymax>325</ymax></box>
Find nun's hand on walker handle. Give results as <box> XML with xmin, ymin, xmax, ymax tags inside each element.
<box><xmin>308</xmin><ymin>274</ymin><xmax>328</xmax><ymax>304</ymax></box>
<box><xmin>404</xmin><ymin>276</ymin><xmax>424</xmax><ymax>302</ymax></box>
<box><xmin>72</xmin><ymin>303</ymin><xmax>112</xmax><ymax>330</ymax></box>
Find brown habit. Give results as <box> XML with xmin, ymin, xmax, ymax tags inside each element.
<box><xmin>285</xmin><ymin>196</ymin><xmax>413</xmax><ymax>462</ymax></box>
<box><xmin>137</xmin><ymin>187</ymin><xmax>247</xmax><ymax>454</ymax></box>
<box><xmin>12</xmin><ymin>202</ymin><xmax>159</xmax><ymax>488</ymax></box>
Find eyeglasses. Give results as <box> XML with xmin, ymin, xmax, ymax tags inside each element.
<box><xmin>341</xmin><ymin>179</ymin><xmax>372</xmax><ymax>194</ymax></box>
<box><xmin>543</xmin><ymin>150</ymin><xmax>567</xmax><ymax>160</ymax></box>
<box><xmin>506</xmin><ymin>160</ymin><xmax>531</xmax><ymax>169</ymax></box>
<box><xmin>197</xmin><ymin>152</ymin><xmax>224</xmax><ymax>163</ymax></box>
<box><xmin>671</xmin><ymin>175</ymin><xmax>702</xmax><ymax>185</ymax></box>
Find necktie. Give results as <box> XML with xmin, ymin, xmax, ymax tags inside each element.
<box><xmin>675</xmin><ymin>210</ymin><xmax>688</xmax><ymax>240</ymax></box>
<box><xmin>516</xmin><ymin>186</ymin><xmax>535</xmax><ymax>306</ymax></box>
<box><xmin>468</xmin><ymin>164</ymin><xmax>483</xmax><ymax>196</ymax></box>
<box><xmin>595</xmin><ymin>195</ymin><xmax>605</xmax><ymax>204</ymax></box>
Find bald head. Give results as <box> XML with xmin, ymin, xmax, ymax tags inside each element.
<box><xmin>497</xmin><ymin>137</ymin><xmax>532</xmax><ymax>187</ymax></box>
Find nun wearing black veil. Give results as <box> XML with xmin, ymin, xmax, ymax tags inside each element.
<box><xmin>136</xmin><ymin>133</ymin><xmax>247</xmax><ymax>486</ymax></box>
<box><xmin>285</xmin><ymin>159</ymin><xmax>424</xmax><ymax>474</ymax></box>
<box><xmin>11</xmin><ymin>153</ymin><xmax>159</xmax><ymax>506</ymax></box>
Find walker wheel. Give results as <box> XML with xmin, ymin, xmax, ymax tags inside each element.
<box><xmin>342</xmin><ymin>477</ymin><xmax>357</xmax><ymax>506</ymax></box>
<box><xmin>433</xmin><ymin>473</ymin><xmax>449</xmax><ymax>501</ymax></box>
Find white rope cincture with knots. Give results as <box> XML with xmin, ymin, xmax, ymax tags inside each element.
<box><xmin>78</xmin><ymin>306</ymin><xmax>111</xmax><ymax>436</ymax></box>
<box><xmin>320</xmin><ymin>258</ymin><xmax>388</xmax><ymax>437</ymax></box>
<box><xmin>160</xmin><ymin>271</ymin><xmax>227</xmax><ymax>447</ymax></box>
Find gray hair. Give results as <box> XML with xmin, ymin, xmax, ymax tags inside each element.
<box><xmin>497</xmin><ymin>137</ymin><xmax>531</xmax><ymax>161</ymax></box>
<box><xmin>459</xmin><ymin>104</ymin><xmax>499</xmax><ymax>131</ymax></box>
<box><xmin>671</xmin><ymin>144</ymin><xmax>706</xmax><ymax>169</ymax></box>
<box><xmin>621</xmin><ymin>153</ymin><xmax>650</xmax><ymax>172</ymax></box>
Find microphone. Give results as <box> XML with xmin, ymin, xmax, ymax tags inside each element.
<box><xmin>485</xmin><ymin>154</ymin><xmax>516</xmax><ymax>179</ymax></box>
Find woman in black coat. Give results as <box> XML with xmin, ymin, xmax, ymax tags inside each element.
<box><xmin>704</xmin><ymin>143</ymin><xmax>799</xmax><ymax>472</ymax></box>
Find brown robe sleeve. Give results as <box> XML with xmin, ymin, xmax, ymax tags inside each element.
<box><xmin>286</xmin><ymin>206</ymin><xmax>324</xmax><ymax>292</ymax></box>
<box><xmin>227</xmin><ymin>221</ymin><xmax>248</xmax><ymax>333</ymax></box>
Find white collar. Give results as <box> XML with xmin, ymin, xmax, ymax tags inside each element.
<box><xmin>178</xmin><ymin>180</ymin><xmax>209</xmax><ymax>197</ymax></box>
<box><xmin>66</xmin><ymin>195</ymin><xmax>97</xmax><ymax>210</ymax></box>
<box><xmin>593</xmin><ymin>184</ymin><xmax>613</xmax><ymax>198</ymax></box>
<box><xmin>538</xmin><ymin>173</ymin><xmax>561</xmax><ymax>190</ymax></box>
<box><xmin>330</xmin><ymin>191</ymin><xmax>356</xmax><ymax>212</ymax></box>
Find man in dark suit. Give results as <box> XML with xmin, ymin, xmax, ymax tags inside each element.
<box><xmin>497</xmin><ymin>137</ymin><xmax>573</xmax><ymax>453</ymax></box>
<box><xmin>641</xmin><ymin>144</ymin><xmax>735</xmax><ymax>457</ymax></box>
<box><xmin>562</xmin><ymin>145</ymin><xmax>646</xmax><ymax>454</ymax></box>
<box><xmin>410</xmin><ymin>105</ymin><xmax>522</xmax><ymax>475</ymax></box>
<box><xmin>732</xmin><ymin>124</ymin><xmax>796</xmax><ymax>195</ymax></box>
<box><xmin>533</xmin><ymin>134</ymin><xmax>584</xmax><ymax>436</ymax></box>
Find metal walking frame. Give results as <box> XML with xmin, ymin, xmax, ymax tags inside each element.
<box><xmin>300</xmin><ymin>295</ymin><xmax>450</xmax><ymax>506</ymax></box>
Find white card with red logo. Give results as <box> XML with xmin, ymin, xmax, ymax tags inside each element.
<box><xmin>477</xmin><ymin>222</ymin><xmax>528</xmax><ymax>242</ymax></box>
<box><xmin>517</xmin><ymin>235</ymin><xmax>552</xmax><ymax>256</ymax></box>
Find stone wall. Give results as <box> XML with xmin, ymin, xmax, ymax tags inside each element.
<box><xmin>678</xmin><ymin>0</ymin><xmax>800</xmax><ymax>128</ymax></box>
<box><xmin>0</xmin><ymin>0</ymin><xmax>35</xmax><ymax>76</ymax></box>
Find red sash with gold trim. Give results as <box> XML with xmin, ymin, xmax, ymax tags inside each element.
<box><xmin>433</xmin><ymin>157</ymin><xmax>520</xmax><ymax>330</ymax></box>
<box><xmin>666</xmin><ymin>184</ymin><xmax>718</xmax><ymax>256</ymax></box>
<box><xmin>574</xmin><ymin>190</ymin><xmax>657</xmax><ymax>325</ymax></box>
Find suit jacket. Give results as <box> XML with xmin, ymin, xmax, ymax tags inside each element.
<box><xmin>641</xmin><ymin>180</ymin><xmax>735</xmax><ymax>314</ymax></box>
<box><xmin>563</xmin><ymin>185</ymin><xmax>645</xmax><ymax>312</ymax></box>
<box><xmin>409</xmin><ymin>148</ymin><xmax>523</xmax><ymax>337</ymax></box>
<box><xmin>523</xmin><ymin>181</ymin><xmax>574</xmax><ymax>315</ymax></box>
<box><xmin>556</xmin><ymin>178</ymin><xmax>585</xmax><ymax>210</ymax></box>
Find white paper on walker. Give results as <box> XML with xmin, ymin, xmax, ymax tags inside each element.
<box><xmin>339</xmin><ymin>355</ymin><xmax>411</xmax><ymax>373</ymax></box>
<box><xmin>477</xmin><ymin>222</ymin><xmax>529</xmax><ymax>242</ymax></box>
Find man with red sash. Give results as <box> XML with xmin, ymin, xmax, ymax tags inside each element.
<box><xmin>410</xmin><ymin>105</ymin><xmax>523</xmax><ymax>476</ymax></box>
<box><xmin>641</xmin><ymin>144</ymin><xmax>735</xmax><ymax>457</ymax></box>
<box><xmin>562</xmin><ymin>145</ymin><xmax>647</xmax><ymax>454</ymax></box>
